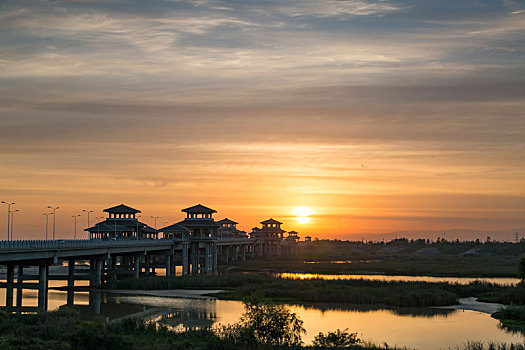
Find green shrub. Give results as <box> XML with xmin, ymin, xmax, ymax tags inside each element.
<box><xmin>313</xmin><ymin>328</ymin><xmax>360</xmax><ymax>348</ymax></box>
<box><xmin>217</xmin><ymin>294</ymin><xmax>306</xmax><ymax>346</ymax></box>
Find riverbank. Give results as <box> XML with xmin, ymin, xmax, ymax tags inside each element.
<box><xmin>104</xmin><ymin>273</ymin><xmax>525</xmax><ymax>308</ymax></box>
<box><xmin>224</xmin><ymin>255</ymin><xmax>522</xmax><ymax>278</ymax></box>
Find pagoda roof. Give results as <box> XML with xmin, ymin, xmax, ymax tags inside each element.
<box><xmin>261</xmin><ymin>218</ymin><xmax>282</xmax><ymax>225</ymax></box>
<box><xmin>159</xmin><ymin>223</ymin><xmax>192</xmax><ymax>233</ymax></box>
<box><xmin>288</xmin><ymin>231</ymin><xmax>298</xmax><ymax>235</ymax></box>
<box><xmin>84</xmin><ymin>218</ymin><xmax>146</xmax><ymax>232</ymax></box>
<box><xmin>217</xmin><ymin>218</ymin><xmax>238</xmax><ymax>225</ymax></box>
<box><xmin>177</xmin><ymin>219</ymin><xmax>219</xmax><ymax>227</ymax></box>
<box><xmin>103</xmin><ymin>204</ymin><xmax>141</xmax><ymax>214</ymax></box>
<box><xmin>181</xmin><ymin>204</ymin><xmax>217</xmax><ymax>214</ymax></box>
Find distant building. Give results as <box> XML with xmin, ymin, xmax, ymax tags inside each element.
<box><xmin>304</xmin><ymin>236</ymin><xmax>312</xmax><ymax>243</ymax></box>
<box><xmin>249</xmin><ymin>218</ymin><xmax>286</xmax><ymax>256</ymax></box>
<box><xmin>85</xmin><ymin>204</ymin><xmax>157</xmax><ymax>240</ymax></box>
<box><xmin>161</xmin><ymin>204</ymin><xmax>219</xmax><ymax>239</ymax></box>
<box><xmin>216</xmin><ymin>218</ymin><xmax>247</xmax><ymax>238</ymax></box>
<box><xmin>285</xmin><ymin>230</ymin><xmax>300</xmax><ymax>243</ymax></box>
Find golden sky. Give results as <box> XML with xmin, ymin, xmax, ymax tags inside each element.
<box><xmin>0</xmin><ymin>0</ymin><xmax>524</xmax><ymax>240</ymax></box>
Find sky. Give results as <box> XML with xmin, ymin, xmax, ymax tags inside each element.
<box><xmin>0</xmin><ymin>0</ymin><xmax>524</xmax><ymax>241</ymax></box>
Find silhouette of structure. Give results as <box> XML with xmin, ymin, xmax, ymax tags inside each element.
<box><xmin>0</xmin><ymin>203</ymin><xmax>301</xmax><ymax>312</ymax></box>
<box><xmin>86</xmin><ymin>204</ymin><xmax>157</xmax><ymax>240</ymax></box>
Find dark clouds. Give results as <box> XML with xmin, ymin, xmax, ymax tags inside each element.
<box><xmin>0</xmin><ymin>0</ymin><xmax>524</xmax><ymax>236</ymax></box>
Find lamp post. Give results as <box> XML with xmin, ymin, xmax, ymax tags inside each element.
<box><xmin>1</xmin><ymin>201</ymin><xmax>15</xmax><ymax>241</ymax></box>
<box><xmin>10</xmin><ymin>209</ymin><xmax>19</xmax><ymax>241</ymax></box>
<box><xmin>47</xmin><ymin>206</ymin><xmax>59</xmax><ymax>240</ymax></box>
<box><xmin>136</xmin><ymin>214</ymin><xmax>141</xmax><ymax>240</ymax></box>
<box><xmin>151</xmin><ymin>216</ymin><xmax>159</xmax><ymax>238</ymax></box>
<box><xmin>72</xmin><ymin>214</ymin><xmax>81</xmax><ymax>240</ymax></box>
<box><xmin>82</xmin><ymin>210</ymin><xmax>93</xmax><ymax>229</ymax></box>
<box><xmin>43</xmin><ymin>212</ymin><xmax>53</xmax><ymax>240</ymax></box>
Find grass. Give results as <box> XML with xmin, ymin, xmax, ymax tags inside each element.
<box><xmin>1</xmin><ymin>308</ymin><xmax>524</xmax><ymax>350</ymax></box>
<box><xmin>225</xmin><ymin>240</ymin><xmax>525</xmax><ymax>278</ymax></box>
<box><xmin>492</xmin><ymin>306</ymin><xmax>525</xmax><ymax>326</ymax></box>
<box><xmin>106</xmin><ymin>273</ymin><xmax>525</xmax><ymax>308</ymax></box>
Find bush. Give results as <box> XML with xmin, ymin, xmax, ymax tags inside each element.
<box><xmin>313</xmin><ymin>329</ymin><xmax>361</xmax><ymax>348</ymax></box>
<box><xmin>70</xmin><ymin>321</ymin><xmax>132</xmax><ymax>350</ymax></box>
<box><xmin>217</xmin><ymin>294</ymin><xmax>306</xmax><ymax>346</ymax></box>
<box><xmin>492</xmin><ymin>306</ymin><xmax>525</xmax><ymax>324</ymax></box>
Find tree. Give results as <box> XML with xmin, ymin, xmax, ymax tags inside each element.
<box><xmin>218</xmin><ymin>293</ymin><xmax>306</xmax><ymax>346</ymax></box>
<box><xmin>313</xmin><ymin>329</ymin><xmax>360</xmax><ymax>348</ymax></box>
<box><xmin>519</xmin><ymin>257</ymin><xmax>525</xmax><ymax>281</ymax></box>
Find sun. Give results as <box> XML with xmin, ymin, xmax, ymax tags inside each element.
<box><xmin>296</xmin><ymin>216</ymin><xmax>310</xmax><ymax>224</ymax></box>
<box><xmin>294</xmin><ymin>207</ymin><xmax>314</xmax><ymax>217</ymax></box>
<box><xmin>294</xmin><ymin>206</ymin><xmax>313</xmax><ymax>224</ymax></box>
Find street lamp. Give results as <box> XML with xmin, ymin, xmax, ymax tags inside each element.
<box><xmin>82</xmin><ymin>210</ymin><xmax>94</xmax><ymax>229</ymax></box>
<box><xmin>72</xmin><ymin>214</ymin><xmax>81</xmax><ymax>240</ymax></box>
<box><xmin>151</xmin><ymin>216</ymin><xmax>159</xmax><ymax>238</ymax></box>
<box><xmin>43</xmin><ymin>212</ymin><xmax>53</xmax><ymax>240</ymax></box>
<box><xmin>10</xmin><ymin>209</ymin><xmax>19</xmax><ymax>241</ymax></box>
<box><xmin>1</xmin><ymin>201</ymin><xmax>15</xmax><ymax>241</ymax></box>
<box><xmin>47</xmin><ymin>206</ymin><xmax>59</xmax><ymax>240</ymax></box>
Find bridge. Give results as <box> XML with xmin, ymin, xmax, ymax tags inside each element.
<box><xmin>0</xmin><ymin>203</ymin><xmax>300</xmax><ymax>312</ymax></box>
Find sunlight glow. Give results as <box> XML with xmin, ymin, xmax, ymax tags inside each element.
<box><xmin>296</xmin><ymin>216</ymin><xmax>310</xmax><ymax>224</ymax></box>
<box><xmin>294</xmin><ymin>207</ymin><xmax>314</xmax><ymax>217</ymax></box>
<box><xmin>294</xmin><ymin>207</ymin><xmax>313</xmax><ymax>224</ymax></box>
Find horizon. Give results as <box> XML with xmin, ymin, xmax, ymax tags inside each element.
<box><xmin>1</xmin><ymin>0</ymin><xmax>524</xmax><ymax>240</ymax></box>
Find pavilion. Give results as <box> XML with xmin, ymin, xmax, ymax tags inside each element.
<box><xmin>217</xmin><ymin>218</ymin><xmax>247</xmax><ymax>238</ymax></box>
<box><xmin>85</xmin><ymin>204</ymin><xmax>158</xmax><ymax>240</ymax></box>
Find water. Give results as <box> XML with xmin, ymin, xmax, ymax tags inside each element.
<box><xmin>1</xmin><ymin>282</ymin><xmax>524</xmax><ymax>349</ymax></box>
<box><xmin>1</xmin><ymin>271</ymin><xmax>524</xmax><ymax>349</ymax></box>
<box><xmin>279</xmin><ymin>273</ymin><xmax>520</xmax><ymax>285</ymax></box>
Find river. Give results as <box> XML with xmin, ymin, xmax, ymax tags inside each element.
<box><xmin>1</xmin><ymin>271</ymin><xmax>524</xmax><ymax>349</ymax></box>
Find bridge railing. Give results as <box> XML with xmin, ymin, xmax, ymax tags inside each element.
<box><xmin>0</xmin><ymin>238</ymin><xmax>181</xmax><ymax>251</ymax></box>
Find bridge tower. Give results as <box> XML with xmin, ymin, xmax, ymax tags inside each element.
<box><xmin>259</xmin><ymin>218</ymin><xmax>285</xmax><ymax>257</ymax></box>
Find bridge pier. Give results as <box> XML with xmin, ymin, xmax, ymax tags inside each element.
<box><xmin>182</xmin><ymin>244</ymin><xmax>189</xmax><ymax>275</ymax></box>
<box><xmin>16</xmin><ymin>265</ymin><xmax>23</xmax><ymax>308</ymax></box>
<box><xmin>94</xmin><ymin>258</ymin><xmax>103</xmax><ymax>288</ymax></box>
<box><xmin>67</xmin><ymin>259</ymin><xmax>75</xmax><ymax>305</ymax></box>
<box><xmin>166</xmin><ymin>255</ymin><xmax>172</xmax><ymax>276</ymax></box>
<box><xmin>38</xmin><ymin>264</ymin><xmax>49</xmax><ymax>310</ymax></box>
<box><xmin>224</xmin><ymin>246</ymin><xmax>230</xmax><ymax>262</ymax></box>
<box><xmin>145</xmin><ymin>255</ymin><xmax>150</xmax><ymax>276</ymax></box>
<box><xmin>134</xmin><ymin>255</ymin><xmax>140</xmax><ymax>278</ymax></box>
<box><xmin>5</xmin><ymin>264</ymin><xmax>14</xmax><ymax>310</ymax></box>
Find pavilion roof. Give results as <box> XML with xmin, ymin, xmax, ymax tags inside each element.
<box><xmin>159</xmin><ymin>223</ymin><xmax>192</xmax><ymax>233</ymax></box>
<box><xmin>261</xmin><ymin>218</ymin><xmax>282</xmax><ymax>225</ymax></box>
<box><xmin>216</xmin><ymin>218</ymin><xmax>238</xmax><ymax>225</ymax></box>
<box><xmin>177</xmin><ymin>219</ymin><xmax>219</xmax><ymax>227</ymax></box>
<box><xmin>181</xmin><ymin>204</ymin><xmax>217</xmax><ymax>214</ymax></box>
<box><xmin>288</xmin><ymin>231</ymin><xmax>298</xmax><ymax>235</ymax></box>
<box><xmin>103</xmin><ymin>204</ymin><xmax>141</xmax><ymax>214</ymax></box>
<box><xmin>84</xmin><ymin>218</ymin><xmax>146</xmax><ymax>232</ymax></box>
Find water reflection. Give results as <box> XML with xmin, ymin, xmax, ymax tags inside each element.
<box><xmin>2</xmin><ymin>282</ymin><xmax>524</xmax><ymax>350</ymax></box>
<box><xmin>299</xmin><ymin>302</ymin><xmax>455</xmax><ymax>318</ymax></box>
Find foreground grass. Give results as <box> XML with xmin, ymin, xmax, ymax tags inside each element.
<box><xmin>0</xmin><ymin>308</ymin><xmax>407</xmax><ymax>350</ymax></box>
<box><xmin>1</xmin><ymin>309</ymin><xmax>524</xmax><ymax>350</ymax></box>
<box><xmin>106</xmin><ymin>273</ymin><xmax>525</xmax><ymax>307</ymax></box>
